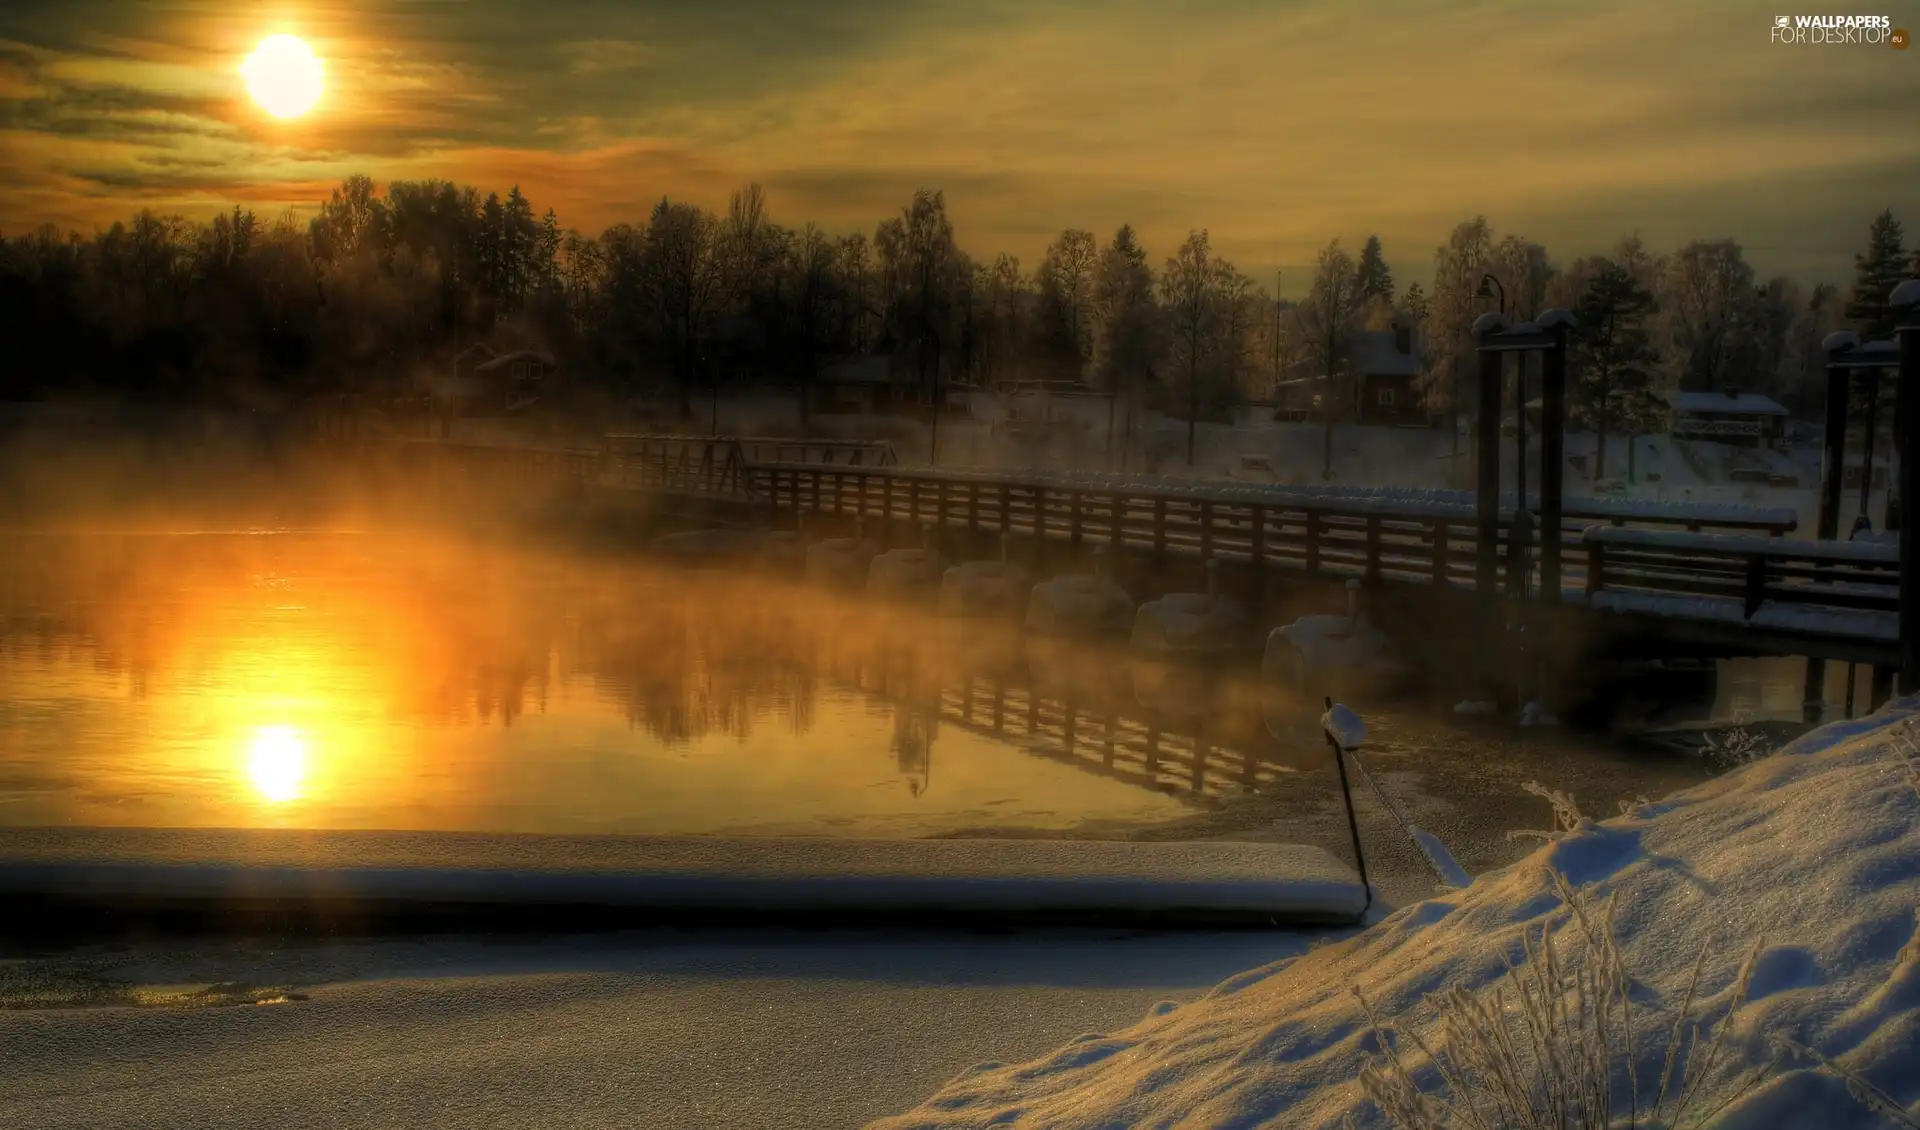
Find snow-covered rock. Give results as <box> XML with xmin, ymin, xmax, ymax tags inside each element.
<box><xmin>1026</xmin><ymin>550</ymin><xmax>1134</xmax><ymax>639</ymax></box>
<box><xmin>1130</xmin><ymin>560</ymin><xmax>1247</xmax><ymax>657</ymax></box>
<box><xmin>936</xmin><ymin>537</ymin><xmax>1031</xmax><ymax>619</ymax></box>
<box><xmin>1263</xmin><ymin>580</ymin><xmax>1408</xmax><ymax>695</ymax></box>
<box><xmin>1519</xmin><ymin>700</ymin><xmax>1560</xmax><ymax>728</ymax></box>
<box><xmin>1130</xmin><ymin>592</ymin><xmax>1248</xmax><ymax>656</ymax></box>
<box><xmin>650</xmin><ymin>527</ymin><xmax>765</xmax><ymax>565</ymax></box>
<box><xmin>759</xmin><ymin>528</ymin><xmax>809</xmax><ymax>574</ymax></box>
<box><xmin>867</xmin><ymin>526</ymin><xmax>943</xmax><ymax>601</ymax></box>
<box><xmin>877</xmin><ymin>700</ymin><xmax>1920</xmax><ymax>1130</ymax></box>
<box><xmin>804</xmin><ymin>521</ymin><xmax>879</xmax><ymax>589</ymax></box>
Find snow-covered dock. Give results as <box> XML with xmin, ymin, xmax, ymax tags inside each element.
<box><xmin>0</xmin><ymin>828</ymin><xmax>1369</xmax><ymax>926</ymax></box>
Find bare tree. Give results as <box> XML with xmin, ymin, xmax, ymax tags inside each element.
<box><xmin>1299</xmin><ymin>238</ymin><xmax>1362</xmax><ymax>480</ymax></box>
<box><xmin>1090</xmin><ymin>225</ymin><xmax>1159</xmax><ymax>469</ymax></box>
<box><xmin>639</xmin><ymin>198</ymin><xmax>724</xmax><ymax>420</ymax></box>
<box><xmin>1663</xmin><ymin>238</ymin><xmax>1756</xmax><ymax>392</ymax></box>
<box><xmin>1159</xmin><ymin>229</ymin><xmax>1225</xmax><ymax>466</ymax></box>
<box><xmin>1035</xmin><ymin>228</ymin><xmax>1098</xmax><ymax>380</ymax></box>
<box><xmin>1420</xmin><ymin>216</ymin><xmax>1496</xmax><ymax>447</ymax></box>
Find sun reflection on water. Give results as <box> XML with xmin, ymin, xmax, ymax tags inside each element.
<box><xmin>246</xmin><ymin>725</ymin><xmax>308</xmax><ymax>803</ymax></box>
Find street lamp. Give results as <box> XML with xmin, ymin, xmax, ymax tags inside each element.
<box><xmin>1476</xmin><ymin>274</ymin><xmax>1506</xmax><ymax>315</ymax></box>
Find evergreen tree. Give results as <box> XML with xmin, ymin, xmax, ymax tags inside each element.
<box><xmin>1356</xmin><ymin>234</ymin><xmax>1394</xmax><ymax>305</ymax></box>
<box><xmin>1844</xmin><ymin>209</ymin><xmax>1907</xmax><ymax>339</ymax></box>
<box><xmin>1396</xmin><ymin>281</ymin><xmax>1430</xmax><ymax>328</ymax></box>
<box><xmin>1571</xmin><ymin>261</ymin><xmax>1661</xmax><ymax>480</ymax></box>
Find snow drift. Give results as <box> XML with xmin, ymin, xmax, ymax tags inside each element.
<box><xmin>874</xmin><ymin>702</ymin><xmax>1920</xmax><ymax>1129</ymax></box>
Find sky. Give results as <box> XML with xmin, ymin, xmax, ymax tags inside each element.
<box><xmin>2</xmin><ymin>0</ymin><xmax>1918</xmax><ymax>294</ymax></box>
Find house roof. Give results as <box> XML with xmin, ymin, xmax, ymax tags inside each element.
<box><xmin>1352</xmin><ymin>330</ymin><xmax>1420</xmax><ymax>378</ymax></box>
<box><xmin>1671</xmin><ymin>390</ymin><xmax>1788</xmax><ymax>417</ymax></box>
<box><xmin>474</xmin><ymin>349</ymin><xmax>557</xmax><ymax>373</ymax></box>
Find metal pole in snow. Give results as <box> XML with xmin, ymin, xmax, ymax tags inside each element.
<box><xmin>1322</xmin><ymin>697</ymin><xmax>1373</xmax><ymax>922</ymax></box>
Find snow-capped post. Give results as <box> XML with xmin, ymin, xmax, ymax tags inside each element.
<box><xmin>1536</xmin><ymin>308</ymin><xmax>1577</xmax><ymax>604</ymax></box>
<box><xmin>1894</xmin><ymin>278</ymin><xmax>1920</xmax><ymax>693</ymax></box>
<box><xmin>1320</xmin><ymin>696</ymin><xmax>1373</xmax><ymax>918</ymax></box>
<box><xmin>1473</xmin><ymin>311</ymin><xmax>1511</xmax><ymax>599</ymax></box>
<box><xmin>1819</xmin><ymin>331</ymin><xmax>1863</xmax><ymax>544</ymax></box>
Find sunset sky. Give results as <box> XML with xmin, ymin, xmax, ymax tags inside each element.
<box><xmin>2</xmin><ymin>0</ymin><xmax>1917</xmax><ymax>292</ymax></box>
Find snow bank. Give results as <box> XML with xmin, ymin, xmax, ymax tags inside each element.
<box><xmin>1320</xmin><ymin>703</ymin><xmax>1367</xmax><ymax>750</ymax></box>
<box><xmin>876</xmin><ymin>701</ymin><xmax>1920</xmax><ymax>1129</ymax></box>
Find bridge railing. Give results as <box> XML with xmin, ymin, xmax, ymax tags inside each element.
<box><xmin>600</xmin><ymin>435</ymin><xmax>761</xmax><ymax>500</ymax></box>
<box><xmin>734</xmin><ymin>437</ymin><xmax>898</xmax><ymax>466</ymax></box>
<box><xmin>746</xmin><ymin>464</ymin><xmax>1805</xmax><ymax>594</ymax></box>
<box><xmin>1583</xmin><ymin>526</ymin><xmax>1899</xmax><ymax>637</ymax></box>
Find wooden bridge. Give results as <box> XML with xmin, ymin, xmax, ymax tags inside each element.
<box><xmin>371</xmin><ymin>433</ymin><xmax>1904</xmax><ymax>672</ymax></box>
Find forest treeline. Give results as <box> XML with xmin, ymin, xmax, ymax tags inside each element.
<box><xmin>1</xmin><ymin>174</ymin><xmax>1915</xmax><ymax>434</ymax></box>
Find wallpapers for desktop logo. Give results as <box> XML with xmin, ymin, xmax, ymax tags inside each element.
<box><xmin>1770</xmin><ymin>14</ymin><xmax>1905</xmax><ymax>45</ymax></box>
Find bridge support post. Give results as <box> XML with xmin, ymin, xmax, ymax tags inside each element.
<box><xmin>1474</xmin><ymin>315</ymin><xmax>1508</xmax><ymax>597</ymax></box>
<box><xmin>1896</xmin><ymin>281</ymin><xmax>1920</xmax><ymax>695</ymax></box>
<box><xmin>1538</xmin><ymin>311</ymin><xmax>1574</xmax><ymax>603</ymax></box>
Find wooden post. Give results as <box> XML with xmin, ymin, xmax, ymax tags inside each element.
<box><xmin>1198</xmin><ymin>500</ymin><xmax>1214</xmax><ymax>561</ymax></box>
<box><xmin>1742</xmin><ymin>553</ymin><xmax>1766</xmax><ymax>618</ymax></box>
<box><xmin>1807</xmin><ymin>346</ymin><xmax>1854</xmax><ymax>720</ymax></box>
<box><xmin>936</xmin><ymin>479</ymin><xmax>949</xmax><ymax>531</ymax></box>
<box><xmin>1365</xmin><ymin>516</ymin><xmax>1381</xmax><ymax>581</ymax></box>
<box><xmin>967</xmin><ymin>482</ymin><xmax>980</xmax><ymax>535</ymax></box>
<box><xmin>1250</xmin><ymin>505</ymin><xmax>1267</xmax><ymax>569</ymax></box>
<box><xmin>1431</xmin><ymin>521</ymin><xmax>1449</xmax><ymax>584</ymax></box>
<box><xmin>1586</xmin><ymin>539</ymin><xmax>1605</xmax><ymax>599</ymax></box>
<box><xmin>858</xmin><ymin>473</ymin><xmax>870</xmax><ymax>527</ymax></box>
<box><xmin>1539</xmin><ymin>315</ymin><xmax>1569</xmax><ymax>603</ymax></box>
<box><xmin>1153</xmin><ymin>498</ymin><xmax>1168</xmax><ymax>562</ymax></box>
<box><xmin>1306</xmin><ymin>511</ymin><xmax>1321</xmax><ymax>576</ymax></box>
<box><xmin>1897</xmin><ymin>296</ymin><xmax>1920</xmax><ymax>693</ymax></box>
<box><xmin>1476</xmin><ymin>332</ymin><xmax>1505</xmax><ymax>595</ymax></box>
<box><xmin>1069</xmin><ymin>491</ymin><xmax>1084</xmax><ymax>548</ymax></box>
<box><xmin>998</xmin><ymin>485</ymin><xmax>1012</xmax><ymax>535</ymax></box>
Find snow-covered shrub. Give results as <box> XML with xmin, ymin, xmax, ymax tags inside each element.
<box><xmin>1354</xmin><ymin>869</ymin><xmax>1777</xmax><ymax>1130</ymax></box>
<box><xmin>1701</xmin><ymin>716</ymin><xmax>1774</xmax><ymax>770</ymax></box>
<box><xmin>1891</xmin><ymin>719</ymin><xmax>1920</xmax><ymax>801</ymax></box>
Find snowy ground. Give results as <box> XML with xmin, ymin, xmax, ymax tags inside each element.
<box><xmin>874</xmin><ymin>700</ymin><xmax>1920</xmax><ymax>1129</ymax></box>
<box><xmin>0</xmin><ymin>927</ymin><xmax>1326</xmax><ymax>1130</ymax></box>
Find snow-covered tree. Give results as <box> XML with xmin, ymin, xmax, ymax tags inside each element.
<box><xmin>1844</xmin><ymin>209</ymin><xmax>1908</xmax><ymax>340</ymax></box>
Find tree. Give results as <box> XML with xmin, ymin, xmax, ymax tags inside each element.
<box><xmin>639</xmin><ymin>197</ymin><xmax>724</xmax><ymax>420</ymax></box>
<box><xmin>876</xmin><ymin>190</ymin><xmax>958</xmax><ymax>409</ymax></box>
<box><xmin>1569</xmin><ymin>261</ymin><xmax>1661</xmax><ymax>480</ymax></box>
<box><xmin>1034</xmin><ymin>228</ymin><xmax>1097</xmax><ymax>381</ymax></box>
<box><xmin>1090</xmin><ymin>225</ymin><xmax>1159</xmax><ymax>469</ymax></box>
<box><xmin>1844</xmin><ymin>209</ymin><xmax>1908</xmax><ymax>340</ymax></box>
<box><xmin>1663</xmin><ymin>238</ymin><xmax>1756</xmax><ymax>392</ymax></box>
<box><xmin>1159</xmin><ymin>230</ymin><xmax>1229</xmax><ymax>466</ymax></box>
<box><xmin>1419</xmin><ymin>216</ymin><xmax>1496</xmax><ymax>434</ymax></box>
<box><xmin>1356</xmin><ymin>235</ymin><xmax>1394</xmax><ymax>305</ymax></box>
<box><xmin>1299</xmin><ymin>238</ymin><xmax>1363</xmax><ymax>479</ymax></box>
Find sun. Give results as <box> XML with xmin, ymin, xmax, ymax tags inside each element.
<box><xmin>247</xmin><ymin>725</ymin><xmax>309</xmax><ymax>803</ymax></box>
<box><xmin>241</xmin><ymin>34</ymin><xmax>323</xmax><ymax>119</ymax></box>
